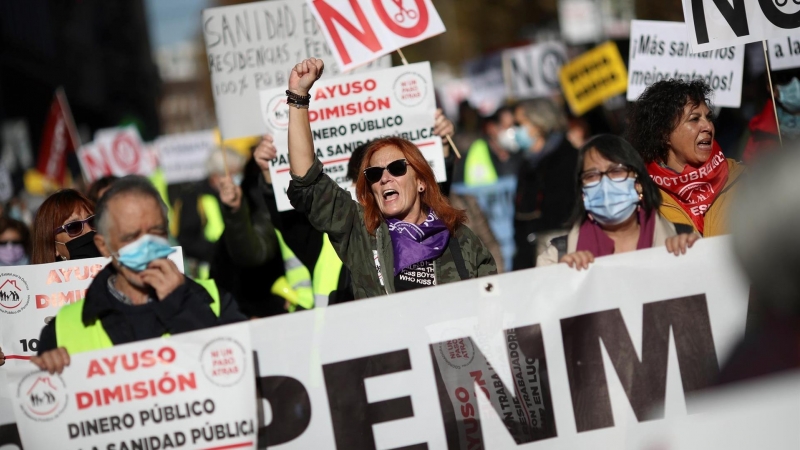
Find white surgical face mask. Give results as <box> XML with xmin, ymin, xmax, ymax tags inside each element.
<box><xmin>497</xmin><ymin>127</ymin><xmax>521</xmax><ymax>152</ymax></box>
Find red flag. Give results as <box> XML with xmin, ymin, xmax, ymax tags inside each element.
<box><xmin>37</xmin><ymin>88</ymin><xmax>80</xmax><ymax>184</ymax></box>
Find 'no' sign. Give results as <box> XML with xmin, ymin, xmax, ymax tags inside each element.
<box><xmin>307</xmin><ymin>0</ymin><xmax>446</xmax><ymax>71</ymax></box>
<box><xmin>77</xmin><ymin>126</ymin><xmax>156</xmax><ymax>183</ymax></box>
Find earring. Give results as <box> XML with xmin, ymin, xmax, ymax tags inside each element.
<box><xmin>638</xmin><ymin>192</ymin><xmax>643</xmax><ymax>201</ymax></box>
<box><xmin>419</xmin><ymin>187</ymin><xmax>424</xmax><ymax>192</ymax></box>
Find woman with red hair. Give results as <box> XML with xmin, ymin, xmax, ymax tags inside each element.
<box><xmin>285</xmin><ymin>59</ymin><xmax>496</xmax><ymax>298</ymax></box>
<box><xmin>31</xmin><ymin>189</ymin><xmax>101</xmax><ymax>264</ymax></box>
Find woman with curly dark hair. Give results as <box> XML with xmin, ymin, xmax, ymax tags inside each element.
<box><xmin>627</xmin><ymin>79</ymin><xmax>745</xmax><ymax>237</ymax></box>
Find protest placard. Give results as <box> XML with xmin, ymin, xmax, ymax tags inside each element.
<box><xmin>77</xmin><ymin>127</ymin><xmax>157</xmax><ymax>183</ymax></box>
<box><xmin>260</xmin><ymin>62</ymin><xmax>446</xmax><ymax>211</ymax></box>
<box><xmin>202</xmin><ymin>0</ymin><xmax>391</xmax><ymax>141</ymax></box>
<box><xmin>0</xmin><ymin>250</ymin><xmax>184</xmax><ymax>368</ymax></box>
<box><xmin>768</xmin><ymin>35</ymin><xmax>800</xmax><ymax>71</ymax></box>
<box><xmin>502</xmin><ymin>42</ymin><xmax>568</xmax><ymax>100</ymax></box>
<box><xmin>683</xmin><ymin>0</ymin><xmax>800</xmax><ymax>53</ymax></box>
<box><xmin>248</xmin><ymin>237</ymin><xmax>748</xmax><ymax>448</ymax></box>
<box><xmin>628</xmin><ymin>20</ymin><xmax>744</xmax><ymax>107</ymax></box>
<box><xmin>9</xmin><ymin>322</ymin><xmax>256</xmax><ymax>450</ymax></box>
<box><xmin>560</xmin><ymin>41</ymin><xmax>628</xmax><ymax>116</ymax></box>
<box><xmin>154</xmin><ymin>130</ymin><xmax>217</xmax><ymax>184</ymax></box>
<box><xmin>463</xmin><ymin>52</ymin><xmax>507</xmax><ymax>116</ymax></box>
<box><xmin>307</xmin><ymin>0</ymin><xmax>446</xmax><ymax>72</ymax></box>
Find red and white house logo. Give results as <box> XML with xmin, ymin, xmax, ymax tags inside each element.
<box><xmin>17</xmin><ymin>373</ymin><xmax>68</xmax><ymax>421</ymax></box>
<box><xmin>0</xmin><ymin>273</ymin><xmax>30</xmax><ymax>314</ymax></box>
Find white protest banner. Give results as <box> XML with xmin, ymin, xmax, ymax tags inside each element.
<box><xmin>77</xmin><ymin>126</ymin><xmax>157</xmax><ymax>183</ymax></box>
<box><xmin>502</xmin><ymin>42</ymin><xmax>568</xmax><ymax>100</ymax></box>
<box><xmin>682</xmin><ymin>0</ymin><xmax>800</xmax><ymax>53</ymax></box>
<box><xmin>768</xmin><ymin>35</ymin><xmax>800</xmax><ymax>71</ymax></box>
<box><xmin>260</xmin><ymin>62</ymin><xmax>446</xmax><ymax>211</ymax></box>
<box><xmin>154</xmin><ymin>130</ymin><xmax>217</xmax><ymax>184</ymax></box>
<box><xmin>249</xmin><ymin>237</ymin><xmax>749</xmax><ymax>448</ymax></box>
<box><xmin>8</xmin><ymin>322</ymin><xmax>256</xmax><ymax>450</ymax></box>
<box><xmin>0</xmin><ymin>250</ymin><xmax>184</xmax><ymax>369</ymax></box>
<box><xmin>307</xmin><ymin>0</ymin><xmax>445</xmax><ymax>72</ymax></box>
<box><xmin>202</xmin><ymin>0</ymin><xmax>391</xmax><ymax>141</ymax></box>
<box><xmin>628</xmin><ymin>20</ymin><xmax>745</xmax><ymax>107</ymax></box>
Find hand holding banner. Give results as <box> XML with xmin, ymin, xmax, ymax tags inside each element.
<box><xmin>8</xmin><ymin>323</ymin><xmax>256</xmax><ymax>450</ymax></box>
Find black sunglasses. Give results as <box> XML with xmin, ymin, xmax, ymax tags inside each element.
<box><xmin>363</xmin><ymin>159</ymin><xmax>408</xmax><ymax>184</ymax></box>
<box><xmin>54</xmin><ymin>215</ymin><xmax>96</xmax><ymax>237</ymax></box>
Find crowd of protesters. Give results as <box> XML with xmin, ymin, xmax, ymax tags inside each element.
<box><xmin>0</xmin><ymin>56</ymin><xmax>797</xmax><ymax>386</ymax></box>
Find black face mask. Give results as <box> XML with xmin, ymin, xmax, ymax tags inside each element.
<box><xmin>65</xmin><ymin>231</ymin><xmax>102</xmax><ymax>260</ymax></box>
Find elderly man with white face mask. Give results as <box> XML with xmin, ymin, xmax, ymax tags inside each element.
<box><xmin>32</xmin><ymin>176</ymin><xmax>246</xmax><ymax>375</ymax></box>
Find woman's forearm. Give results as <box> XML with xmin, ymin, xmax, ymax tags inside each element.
<box><xmin>286</xmin><ymin>58</ymin><xmax>324</xmax><ymax>178</ymax></box>
<box><xmin>288</xmin><ymin>106</ymin><xmax>315</xmax><ymax>177</ymax></box>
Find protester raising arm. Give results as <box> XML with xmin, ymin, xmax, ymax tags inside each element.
<box><xmin>284</xmin><ymin>58</ymin><xmax>495</xmax><ymax>299</ymax></box>
<box><xmin>288</xmin><ymin>58</ymin><xmax>324</xmax><ymax>178</ymax></box>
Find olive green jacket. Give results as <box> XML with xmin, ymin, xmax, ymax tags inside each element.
<box><xmin>287</xmin><ymin>158</ymin><xmax>497</xmax><ymax>299</ymax></box>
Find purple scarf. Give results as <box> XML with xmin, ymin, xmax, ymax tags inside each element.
<box><xmin>387</xmin><ymin>210</ymin><xmax>450</xmax><ymax>276</ymax></box>
<box><xmin>576</xmin><ymin>208</ymin><xmax>656</xmax><ymax>257</ymax></box>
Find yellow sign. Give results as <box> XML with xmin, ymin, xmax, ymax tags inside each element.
<box><xmin>559</xmin><ymin>42</ymin><xmax>628</xmax><ymax>116</ymax></box>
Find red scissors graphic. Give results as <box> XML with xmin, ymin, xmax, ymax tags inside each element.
<box><xmin>392</xmin><ymin>0</ymin><xmax>418</xmax><ymax>23</ymax></box>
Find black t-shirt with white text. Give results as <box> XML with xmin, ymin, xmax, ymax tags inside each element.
<box><xmin>394</xmin><ymin>260</ymin><xmax>437</xmax><ymax>292</ymax></box>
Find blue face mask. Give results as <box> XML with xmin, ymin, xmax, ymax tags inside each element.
<box><xmin>114</xmin><ymin>234</ymin><xmax>175</xmax><ymax>272</ymax></box>
<box><xmin>514</xmin><ymin>126</ymin><xmax>536</xmax><ymax>151</ymax></box>
<box><xmin>778</xmin><ymin>77</ymin><xmax>800</xmax><ymax>114</ymax></box>
<box><xmin>583</xmin><ymin>177</ymin><xmax>640</xmax><ymax>226</ymax></box>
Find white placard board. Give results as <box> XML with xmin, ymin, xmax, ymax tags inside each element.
<box><xmin>502</xmin><ymin>42</ymin><xmax>568</xmax><ymax>100</ymax></box>
<box><xmin>202</xmin><ymin>0</ymin><xmax>392</xmax><ymax>140</ymax></box>
<box><xmin>260</xmin><ymin>62</ymin><xmax>446</xmax><ymax>211</ymax></box>
<box><xmin>682</xmin><ymin>0</ymin><xmax>800</xmax><ymax>53</ymax></box>
<box><xmin>628</xmin><ymin>20</ymin><xmax>745</xmax><ymax>107</ymax></box>
<box><xmin>306</xmin><ymin>0</ymin><xmax>446</xmax><ymax>72</ymax></box>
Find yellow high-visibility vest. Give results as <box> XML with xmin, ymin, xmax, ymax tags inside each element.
<box><xmin>464</xmin><ymin>139</ymin><xmax>498</xmax><ymax>186</ymax></box>
<box><xmin>54</xmin><ymin>279</ymin><xmax>221</xmax><ymax>355</ymax></box>
<box><xmin>271</xmin><ymin>231</ymin><xmax>342</xmax><ymax>311</ymax></box>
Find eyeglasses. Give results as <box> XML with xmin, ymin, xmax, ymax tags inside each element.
<box><xmin>54</xmin><ymin>215</ymin><xmax>96</xmax><ymax>237</ymax></box>
<box><xmin>363</xmin><ymin>159</ymin><xmax>408</xmax><ymax>184</ymax></box>
<box><xmin>580</xmin><ymin>165</ymin><xmax>633</xmax><ymax>186</ymax></box>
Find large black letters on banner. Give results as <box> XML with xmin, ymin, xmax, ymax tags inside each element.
<box><xmin>691</xmin><ymin>0</ymin><xmax>750</xmax><ymax>44</ymax></box>
<box><xmin>430</xmin><ymin>324</ymin><xmax>558</xmax><ymax>448</ymax></box>
<box><xmin>322</xmin><ymin>349</ymin><xmax>427</xmax><ymax>450</ymax></box>
<box><xmin>0</xmin><ymin>423</ymin><xmax>22</xmax><ymax>449</ymax></box>
<box><xmin>256</xmin><ymin>376</ymin><xmax>312</xmax><ymax>448</ymax></box>
<box><xmin>758</xmin><ymin>0</ymin><xmax>800</xmax><ymax>29</ymax></box>
<box><xmin>561</xmin><ymin>294</ymin><xmax>719</xmax><ymax>432</ymax></box>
